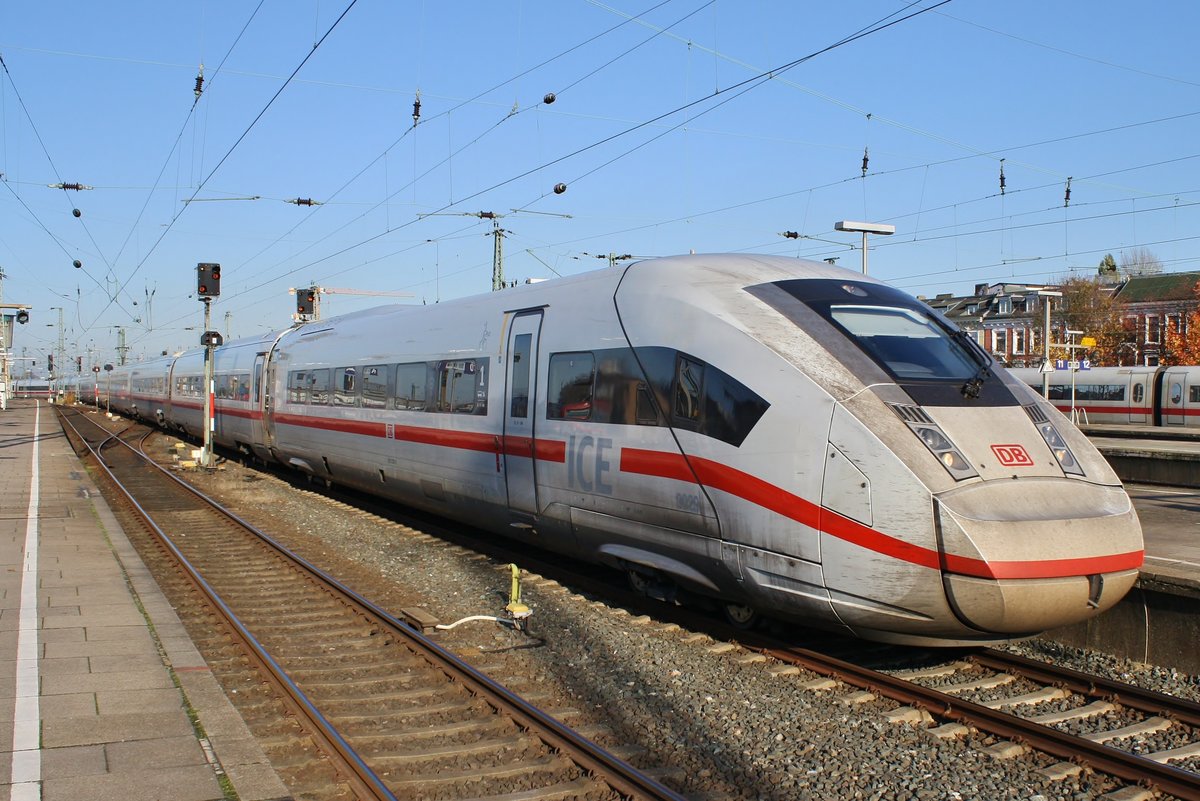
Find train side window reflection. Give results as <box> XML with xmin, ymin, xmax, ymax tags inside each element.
<box><xmin>394</xmin><ymin>363</ymin><xmax>427</xmax><ymax>411</ymax></box>
<box><xmin>334</xmin><ymin>367</ymin><xmax>358</xmax><ymax>406</ymax></box>
<box><xmin>547</xmin><ymin>353</ymin><xmax>595</xmax><ymax>420</ymax></box>
<box><xmin>362</xmin><ymin>365</ymin><xmax>389</xmax><ymax>409</ymax></box>
<box><xmin>635</xmin><ymin>385</ymin><xmax>658</xmax><ymax>424</ymax></box>
<box><xmin>309</xmin><ymin>369</ymin><xmax>331</xmax><ymax>406</ymax></box>
<box><xmin>1190</xmin><ymin>385</ymin><xmax>1200</xmax><ymax>404</ymax></box>
<box><xmin>510</xmin><ymin>334</ymin><xmax>532</xmax><ymax>418</ymax></box>
<box><xmin>1133</xmin><ymin>383</ymin><xmax>1144</xmax><ymax>404</ymax></box>
<box><xmin>288</xmin><ymin>371</ymin><xmax>308</xmax><ymax>404</ymax></box>
<box><xmin>435</xmin><ymin>359</ymin><xmax>487</xmax><ymax>414</ymax></box>
<box><xmin>673</xmin><ymin>355</ymin><xmax>703</xmax><ymax>426</ymax></box>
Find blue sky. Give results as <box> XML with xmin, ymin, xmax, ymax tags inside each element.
<box><xmin>2</xmin><ymin>1</ymin><xmax>1199</xmax><ymax>369</ymax></box>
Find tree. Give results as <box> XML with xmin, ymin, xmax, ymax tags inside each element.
<box><xmin>1120</xmin><ymin>246</ymin><xmax>1163</xmax><ymax>277</ymax></box>
<box><xmin>1097</xmin><ymin>253</ymin><xmax>1119</xmax><ymax>283</ymax></box>
<box><xmin>1055</xmin><ymin>276</ymin><xmax>1126</xmax><ymax>365</ymax></box>
<box><xmin>1161</xmin><ymin>280</ymin><xmax>1200</xmax><ymax>364</ymax></box>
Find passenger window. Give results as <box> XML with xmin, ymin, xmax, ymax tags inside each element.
<box><xmin>334</xmin><ymin>367</ymin><xmax>358</xmax><ymax>406</ymax></box>
<box><xmin>288</xmin><ymin>371</ymin><xmax>308</xmax><ymax>404</ymax></box>
<box><xmin>362</xmin><ymin>365</ymin><xmax>389</xmax><ymax>409</ymax></box>
<box><xmin>395</xmin><ymin>363</ymin><xmax>427</xmax><ymax>410</ymax></box>
<box><xmin>309</xmin><ymin>369</ymin><xmax>331</xmax><ymax>406</ymax></box>
<box><xmin>547</xmin><ymin>353</ymin><xmax>595</xmax><ymax>420</ymax></box>
<box><xmin>435</xmin><ymin>360</ymin><xmax>487</xmax><ymax>414</ymax></box>
<box><xmin>673</xmin><ymin>356</ymin><xmax>703</xmax><ymax>425</ymax></box>
<box><xmin>635</xmin><ymin>385</ymin><xmax>658</xmax><ymax>425</ymax></box>
<box><xmin>704</xmin><ymin>367</ymin><xmax>769</xmax><ymax>447</ymax></box>
<box><xmin>1190</xmin><ymin>385</ymin><xmax>1200</xmax><ymax>404</ymax></box>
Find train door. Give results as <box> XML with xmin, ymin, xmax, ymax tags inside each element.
<box><xmin>262</xmin><ymin>357</ymin><xmax>280</xmax><ymax>453</ymax></box>
<box><xmin>503</xmin><ymin>311</ymin><xmax>543</xmax><ymax>517</ymax></box>
<box><xmin>250</xmin><ymin>353</ymin><xmax>274</xmax><ymax>453</ymax></box>
<box><xmin>1163</xmin><ymin>369</ymin><xmax>1188</xmax><ymax>426</ymax></box>
<box><xmin>1128</xmin><ymin>374</ymin><xmax>1149</xmax><ymax>424</ymax></box>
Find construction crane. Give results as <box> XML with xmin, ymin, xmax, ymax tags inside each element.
<box><xmin>290</xmin><ymin>286</ymin><xmax>414</xmax><ymax>322</ymax></box>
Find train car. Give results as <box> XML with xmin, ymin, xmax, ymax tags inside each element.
<box><xmin>11</xmin><ymin>379</ymin><xmax>53</xmax><ymax>399</ymax></box>
<box><xmin>229</xmin><ymin>253</ymin><xmax>1141</xmax><ymax>645</ymax></box>
<box><xmin>166</xmin><ymin>332</ymin><xmax>283</xmax><ymax>453</ymax></box>
<box><xmin>1009</xmin><ymin>365</ymin><xmax>1200</xmax><ymax>427</ymax></box>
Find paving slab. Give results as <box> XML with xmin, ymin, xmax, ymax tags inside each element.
<box><xmin>0</xmin><ymin>402</ymin><xmax>289</xmax><ymax>801</ymax></box>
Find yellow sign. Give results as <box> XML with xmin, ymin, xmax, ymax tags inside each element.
<box><xmin>1080</xmin><ymin>336</ymin><xmax>1096</xmax><ymax>347</ymax></box>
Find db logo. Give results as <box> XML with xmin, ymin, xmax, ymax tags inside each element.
<box><xmin>991</xmin><ymin>444</ymin><xmax>1034</xmax><ymax>467</ymax></box>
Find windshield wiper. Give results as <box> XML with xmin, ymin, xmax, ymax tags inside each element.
<box><xmin>951</xmin><ymin>329</ymin><xmax>993</xmax><ymax>399</ymax></box>
<box><xmin>961</xmin><ymin>363</ymin><xmax>991</xmax><ymax>399</ymax></box>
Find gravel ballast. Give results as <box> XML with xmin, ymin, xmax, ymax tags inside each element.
<box><xmin>184</xmin><ymin>454</ymin><xmax>1197</xmax><ymax>801</ymax></box>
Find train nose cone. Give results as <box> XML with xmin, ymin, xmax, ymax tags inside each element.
<box><xmin>934</xmin><ymin>479</ymin><xmax>1144</xmax><ymax>635</ymax></box>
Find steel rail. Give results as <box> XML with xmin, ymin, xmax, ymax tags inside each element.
<box><xmin>67</xmin><ymin>409</ymin><xmax>687</xmax><ymax>801</ymax></box>
<box><xmin>976</xmin><ymin>649</ymin><xmax>1200</xmax><ymax>728</ymax></box>
<box><xmin>743</xmin><ymin>636</ymin><xmax>1200</xmax><ymax>801</ymax></box>
<box><xmin>127</xmin><ymin>425</ymin><xmax>689</xmax><ymax>801</ymax></box>
<box><xmin>59</xmin><ymin>410</ymin><xmax>399</xmax><ymax>801</ymax></box>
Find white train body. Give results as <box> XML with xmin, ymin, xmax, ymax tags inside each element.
<box><xmin>1009</xmin><ymin>365</ymin><xmax>1200</xmax><ymax>427</ymax></box>
<box><xmin>91</xmin><ymin>255</ymin><xmax>1144</xmax><ymax>644</ymax></box>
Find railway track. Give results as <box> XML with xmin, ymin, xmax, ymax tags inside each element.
<box><xmin>57</xmin><ymin>407</ymin><xmax>687</xmax><ymax>801</ymax></box>
<box><xmin>64</xmin><ymin>407</ymin><xmax>1200</xmax><ymax>800</ymax></box>
<box><xmin>747</xmin><ymin>639</ymin><xmax>1200</xmax><ymax>801</ymax></box>
<box><xmin>259</xmin><ymin>449</ymin><xmax>1200</xmax><ymax>801</ymax></box>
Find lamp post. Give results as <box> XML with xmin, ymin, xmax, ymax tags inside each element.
<box><xmin>834</xmin><ymin>220</ymin><xmax>896</xmax><ymax>275</ymax></box>
<box><xmin>1036</xmin><ymin>290</ymin><xmax>1063</xmax><ymax>399</ymax></box>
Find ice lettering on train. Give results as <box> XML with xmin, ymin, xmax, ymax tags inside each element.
<box><xmin>566</xmin><ymin>434</ymin><xmax>613</xmax><ymax>493</ymax></box>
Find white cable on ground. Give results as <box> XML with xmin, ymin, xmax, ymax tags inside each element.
<box><xmin>435</xmin><ymin>615</ymin><xmax>514</xmax><ymax>631</ymax></box>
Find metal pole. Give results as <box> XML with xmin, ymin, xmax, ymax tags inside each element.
<box><xmin>1043</xmin><ymin>300</ymin><xmax>1051</xmax><ymax>399</ymax></box>
<box><xmin>202</xmin><ymin>299</ymin><xmax>214</xmax><ymax>468</ymax></box>
<box><xmin>491</xmin><ymin>219</ymin><xmax>505</xmax><ymax>291</ymax></box>
<box><xmin>861</xmin><ymin>231</ymin><xmax>868</xmax><ymax>275</ymax></box>
<box><xmin>1070</xmin><ymin>332</ymin><xmax>1078</xmax><ymax>424</ymax></box>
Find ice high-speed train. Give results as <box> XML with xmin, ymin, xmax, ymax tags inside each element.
<box><xmin>1009</xmin><ymin>365</ymin><xmax>1200</xmax><ymax>427</ymax></box>
<box><xmin>78</xmin><ymin>254</ymin><xmax>1144</xmax><ymax>645</ymax></box>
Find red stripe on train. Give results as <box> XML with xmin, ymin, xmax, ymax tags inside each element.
<box><xmin>619</xmin><ymin>447</ymin><xmax>1143</xmax><ymax>580</ymax></box>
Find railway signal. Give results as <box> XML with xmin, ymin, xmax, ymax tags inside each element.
<box><xmin>197</xmin><ymin>262</ymin><xmax>221</xmax><ymax>297</ymax></box>
<box><xmin>297</xmin><ymin>288</ymin><xmax>317</xmax><ymax>317</ymax></box>
<box><xmin>195</xmin><ymin>262</ymin><xmax>220</xmax><ymax>468</ymax></box>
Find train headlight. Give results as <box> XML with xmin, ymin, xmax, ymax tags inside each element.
<box><xmin>941</xmin><ymin>451</ymin><xmax>971</xmax><ymax>471</ymax></box>
<box><xmin>911</xmin><ymin>424</ymin><xmax>978</xmax><ymax>479</ymax></box>
<box><xmin>1033</xmin><ymin>417</ymin><xmax>1084</xmax><ymax>476</ymax></box>
<box><xmin>887</xmin><ymin>405</ymin><xmax>979</xmax><ymax>480</ymax></box>
<box><xmin>919</xmin><ymin>427</ymin><xmax>952</xmax><ymax>450</ymax></box>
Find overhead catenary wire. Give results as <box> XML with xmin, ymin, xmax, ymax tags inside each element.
<box><xmin>228</xmin><ymin>0</ymin><xmax>955</xmax><ymax>306</ymax></box>
<box><xmin>212</xmin><ymin>0</ymin><xmax>693</xmax><ymax>301</ymax></box>
<box><xmin>88</xmin><ymin>0</ymin><xmax>358</xmax><ymax>333</ymax></box>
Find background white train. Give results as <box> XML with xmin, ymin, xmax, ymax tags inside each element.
<box><xmin>73</xmin><ymin>254</ymin><xmax>1144</xmax><ymax>645</ymax></box>
<box><xmin>1009</xmin><ymin>365</ymin><xmax>1200</xmax><ymax>427</ymax></box>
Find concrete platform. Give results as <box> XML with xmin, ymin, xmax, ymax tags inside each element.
<box><xmin>0</xmin><ymin>400</ymin><xmax>287</xmax><ymax>801</ymax></box>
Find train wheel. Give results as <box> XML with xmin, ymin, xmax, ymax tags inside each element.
<box><xmin>626</xmin><ymin>568</ymin><xmax>676</xmax><ymax>603</ymax></box>
<box><xmin>722</xmin><ymin>602</ymin><xmax>758</xmax><ymax>630</ymax></box>
<box><xmin>627</xmin><ymin>568</ymin><xmax>656</xmax><ymax>595</ymax></box>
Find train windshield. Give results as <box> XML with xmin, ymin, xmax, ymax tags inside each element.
<box><xmin>829</xmin><ymin>305</ymin><xmax>981</xmax><ymax>381</ymax></box>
